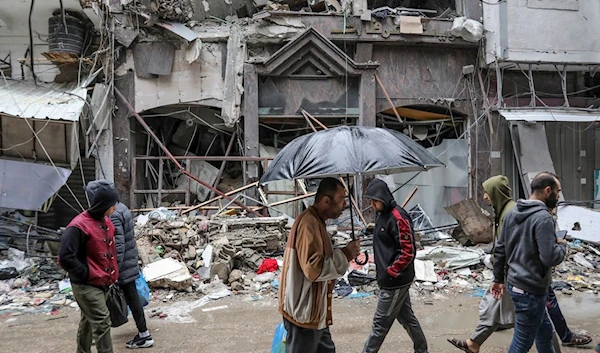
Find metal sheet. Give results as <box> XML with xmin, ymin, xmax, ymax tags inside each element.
<box><xmin>0</xmin><ymin>159</ymin><xmax>72</xmax><ymax>211</ymax></box>
<box><xmin>383</xmin><ymin>139</ymin><xmax>468</xmax><ymax>227</ymax></box>
<box><xmin>0</xmin><ymin>80</ymin><xmax>86</xmax><ymax>121</ymax></box>
<box><xmin>557</xmin><ymin>205</ymin><xmax>600</xmax><ymax>244</ymax></box>
<box><xmin>509</xmin><ymin>122</ymin><xmax>561</xmax><ymax>199</ymax></box>
<box><xmin>500</xmin><ymin>109</ymin><xmax>600</xmax><ymax>122</ymax></box>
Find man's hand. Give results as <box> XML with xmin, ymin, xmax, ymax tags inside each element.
<box><xmin>557</xmin><ymin>237</ymin><xmax>569</xmax><ymax>246</ymax></box>
<box><xmin>490</xmin><ymin>282</ymin><xmax>505</xmax><ymax>300</ymax></box>
<box><xmin>345</xmin><ymin>240</ymin><xmax>361</xmax><ymax>259</ymax></box>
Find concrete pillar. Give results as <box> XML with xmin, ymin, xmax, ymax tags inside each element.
<box><xmin>113</xmin><ymin>70</ymin><xmax>134</xmax><ymax>206</ymax></box>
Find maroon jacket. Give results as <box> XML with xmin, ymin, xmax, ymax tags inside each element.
<box><xmin>59</xmin><ymin>211</ymin><xmax>119</xmax><ymax>287</ymax></box>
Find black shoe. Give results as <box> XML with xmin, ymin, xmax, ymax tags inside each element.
<box><xmin>126</xmin><ymin>334</ymin><xmax>154</xmax><ymax>349</ymax></box>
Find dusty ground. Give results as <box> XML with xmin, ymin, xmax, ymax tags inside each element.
<box><xmin>1</xmin><ymin>291</ymin><xmax>600</xmax><ymax>353</ymax></box>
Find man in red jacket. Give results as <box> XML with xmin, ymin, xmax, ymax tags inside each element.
<box><xmin>59</xmin><ymin>182</ymin><xmax>119</xmax><ymax>353</ymax></box>
<box><xmin>362</xmin><ymin>178</ymin><xmax>428</xmax><ymax>353</ymax></box>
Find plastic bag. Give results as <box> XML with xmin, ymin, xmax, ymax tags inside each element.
<box><xmin>270</xmin><ymin>322</ymin><xmax>287</xmax><ymax>353</ymax></box>
<box><xmin>136</xmin><ymin>271</ymin><xmax>150</xmax><ymax>307</ymax></box>
<box><xmin>106</xmin><ymin>285</ymin><xmax>129</xmax><ymax>328</ymax></box>
<box><xmin>0</xmin><ymin>267</ymin><xmax>18</xmax><ymax>280</ymax></box>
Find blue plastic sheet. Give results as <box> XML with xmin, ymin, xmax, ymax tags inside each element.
<box><xmin>270</xmin><ymin>323</ymin><xmax>287</xmax><ymax>353</ymax></box>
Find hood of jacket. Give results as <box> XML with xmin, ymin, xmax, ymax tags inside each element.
<box><xmin>365</xmin><ymin>178</ymin><xmax>397</xmax><ymax>213</ymax></box>
<box><xmin>514</xmin><ymin>199</ymin><xmax>549</xmax><ymax>224</ymax></box>
<box><xmin>482</xmin><ymin>176</ymin><xmax>514</xmax><ymax>224</ymax></box>
<box><xmin>85</xmin><ymin>180</ymin><xmax>118</xmax><ymax>219</ymax></box>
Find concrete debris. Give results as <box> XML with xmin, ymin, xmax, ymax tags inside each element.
<box><xmin>124</xmin><ymin>0</ymin><xmax>195</xmax><ymax>22</ymax></box>
<box><xmin>0</xmin><ymin>249</ymin><xmax>72</xmax><ymax>317</ymax></box>
<box><xmin>142</xmin><ymin>258</ymin><xmax>193</xmax><ymax>291</ymax></box>
<box><xmin>135</xmin><ymin>212</ymin><xmax>287</xmax><ymax>292</ymax></box>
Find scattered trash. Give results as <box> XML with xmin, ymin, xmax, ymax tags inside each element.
<box><xmin>58</xmin><ymin>279</ymin><xmax>72</xmax><ymax>293</ymax></box>
<box><xmin>254</xmin><ymin>272</ymin><xmax>277</xmax><ymax>283</ymax></box>
<box><xmin>347</xmin><ymin>270</ymin><xmax>376</xmax><ymax>287</ymax></box>
<box><xmin>416</xmin><ymin>246</ymin><xmax>483</xmax><ymax>270</ymax></box>
<box><xmin>573</xmin><ymin>253</ymin><xmax>594</xmax><ymax>269</ymax></box>
<box><xmin>257</xmin><ymin>258</ymin><xmax>279</xmax><ymax>274</ymax></box>
<box><xmin>0</xmin><ymin>267</ymin><xmax>18</xmax><ymax>280</ymax></box>
<box><xmin>470</xmin><ymin>287</ymin><xmax>487</xmax><ymax>298</ymax></box>
<box><xmin>414</xmin><ymin>259</ymin><xmax>437</xmax><ymax>282</ymax></box>
<box><xmin>201</xmin><ymin>305</ymin><xmax>228</xmax><ymax>312</ymax></box>
<box><xmin>334</xmin><ymin>279</ymin><xmax>353</xmax><ymax>298</ymax></box>
<box><xmin>348</xmin><ymin>292</ymin><xmax>371</xmax><ymax>299</ymax></box>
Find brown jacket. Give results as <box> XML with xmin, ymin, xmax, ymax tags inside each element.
<box><xmin>278</xmin><ymin>206</ymin><xmax>352</xmax><ymax>329</ymax></box>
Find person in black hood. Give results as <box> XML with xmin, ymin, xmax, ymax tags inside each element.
<box><xmin>59</xmin><ymin>180</ymin><xmax>119</xmax><ymax>353</ymax></box>
<box><xmin>361</xmin><ymin>178</ymin><xmax>428</xmax><ymax>353</ymax></box>
<box><xmin>491</xmin><ymin>172</ymin><xmax>568</xmax><ymax>353</ymax></box>
<box><xmin>86</xmin><ymin>180</ymin><xmax>154</xmax><ymax>349</ymax></box>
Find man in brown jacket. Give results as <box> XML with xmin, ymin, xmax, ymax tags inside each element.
<box><xmin>279</xmin><ymin>177</ymin><xmax>361</xmax><ymax>353</ymax></box>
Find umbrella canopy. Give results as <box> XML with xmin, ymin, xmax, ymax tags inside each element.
<box><xmin>260</xmin><ymin>126</ymin><xmax>445</xmax><ymax>184</ymax></box>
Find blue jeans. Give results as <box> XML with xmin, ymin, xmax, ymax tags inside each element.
<box><xmin>508</xmin><ymin>285</ymin><xmax>556</xmax><ymax>353</ymax></box>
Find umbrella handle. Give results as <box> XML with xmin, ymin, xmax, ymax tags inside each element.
<box><xmin>354</xmin><ymin>250</ymin><xmax>369</xmax><ymax>266</ymax></box>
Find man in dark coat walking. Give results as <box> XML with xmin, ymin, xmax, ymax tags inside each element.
<box><xmin>362</xmin><ymin>178</ymin><xmax>428</xmax><ymax>353</ymax></box>
<box><xmin>86</xmin><ymin>180</ymin><xmax>153</xmax><ymax>349</ymax></box>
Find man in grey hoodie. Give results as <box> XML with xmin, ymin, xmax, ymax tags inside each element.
<box><xmin>491</xmin><ymin>172</ymin><xmax>568</xmax><ymax>353</ymax></box>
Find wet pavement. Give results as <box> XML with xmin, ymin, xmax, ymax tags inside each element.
<box><xmin>1</xmin><ymin>292</ymin><xmax>599</xmax><ymax>353</ymax></box>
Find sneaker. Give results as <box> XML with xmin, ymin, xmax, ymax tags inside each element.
<box><xmin>126</xmin><ymin>334</ymin><xmax>154</xmax><ymax>349</ymax></box>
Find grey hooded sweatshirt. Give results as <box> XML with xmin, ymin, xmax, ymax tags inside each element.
<box><xmin>493</xmin><ymin>200</ymin><xmax>567</xmax><ymax>295</ymax></box>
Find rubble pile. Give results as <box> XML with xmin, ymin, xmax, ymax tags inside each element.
<box><xmin>135</xmin><ymin>209</ymin><xmax>288</xmax><ymax>296</ymax></box>
<box><xmin>124</xmin><ymin>0</ymin><xmax>195</xmax><ymax>22</ymax></box>
<box><xmin>0</xmin><ymin>249</ymin><xmax>74</xmax><ymax>318</ymax></box>
<box><xmin>553</xmin><ymin>240</ymin><xmax>600</xmax><ymax>293</ymax></box>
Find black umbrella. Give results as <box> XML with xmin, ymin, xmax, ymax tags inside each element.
<box><xmin>260</xmin><ymin>126</ymin><xmax>444</xmax><ymax>183</ymax></box>
<box><xmin>259</xmin><ymin>126</ymin><xmax>445</xmax><ymax>263</ymax></box>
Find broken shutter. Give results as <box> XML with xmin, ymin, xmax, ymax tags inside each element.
<box><xmin>508</xmin><ymin>122</ymin><xmax>563</xmax><ymax>200</ymax></box>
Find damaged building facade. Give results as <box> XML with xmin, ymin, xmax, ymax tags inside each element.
<box><xmin>480</xmin><ymin>0</ymin><xmax>600</xmax><ymax>207</ymax></box>
<box><xmin>102</xmin><ymin>0</ymin><xmax>485</xmax><ymax>229</ymax></box>
<box><xmin>2</xmin><ymin>0</ymin><xmax>597</xmax><ymax>234</ymax></box>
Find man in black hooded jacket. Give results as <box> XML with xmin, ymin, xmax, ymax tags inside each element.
<box><xmin>361</xmin><ymin>178</ymin><xmax>428</xmax><ymax>353</ymax></box>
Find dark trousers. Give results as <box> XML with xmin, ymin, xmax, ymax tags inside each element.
<box><xmin>547</xmin><ymin>286</ymin><xmax>572</xmax><ymax>342</ymax></box>
<box><xmin>283</xmin><ymin>318</ymin><xmax>335</xmax><ymax>353</ymax></box>
<box><xmin>362</xmin><ymin>285</ymin><xmax>428</xmax><ymax>353</ymax></box>
<box><xmin>72</xmin><ymin>283</ymin><xmax>113</xmax><ymax>353</ymax></box>
<box><xmin>120</xmin><ymin>280</ymin><xmax>148</xmax><ymax>333</ymax></box>
<box><xmin>508</xmin><ymin>285</ymin><xmax>555</xmax><ymax>353</ymax></box>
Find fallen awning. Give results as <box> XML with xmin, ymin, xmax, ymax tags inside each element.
<box><xmin>0</xmin><ymin>159</ymin><xmax>72</xmax><ymax>211</ymax></box>
<box><xmin>499</xmin><ymin>109</ymin><xmax>600</xmax><ymax>123</ymax></box>
<box><xmin>0</xmin><ymin>79</ymin><xmax>87</xmax><ymax>121</ymax></box>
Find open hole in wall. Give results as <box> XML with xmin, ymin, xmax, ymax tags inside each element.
<box><xmin>133</xmin><ymin>104</ymin><xmax>243</xmax><ymax>209</ymax></box>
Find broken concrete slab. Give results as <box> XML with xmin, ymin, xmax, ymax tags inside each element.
<box><xmin>142</xmin><ymin>258</ymin><xmax>193</xmax><ymax>291</ymax></box>
<box><xmin>414</xmin><ymin>259</ymin><xmax>437</xmax><ymax>282</ymax></box>
<box><xmin>445</xmin><ymin>199</ymin><xmax>493</xmax><ymax>244</ymax></box>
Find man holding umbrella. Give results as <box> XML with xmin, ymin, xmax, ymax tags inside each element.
<box><xmin>278</xmin><ymin>178</ymin><xmax>361</xmax><ymax>353</ymax></box>
<box><xmin>261</xmin><ymin>125</ymin><xmax>444</xmax><ymax>353</ymax></box>
<box><xmin>361</xmin><ymin>178</ymin><xmax>428</xmax><ymax>353</ymax></box>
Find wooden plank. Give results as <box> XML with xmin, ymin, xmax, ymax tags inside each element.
<box><xmin>181</xmin><ymin>181</ymin><xmax>259</xmax><ymax>214</ymax></box>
